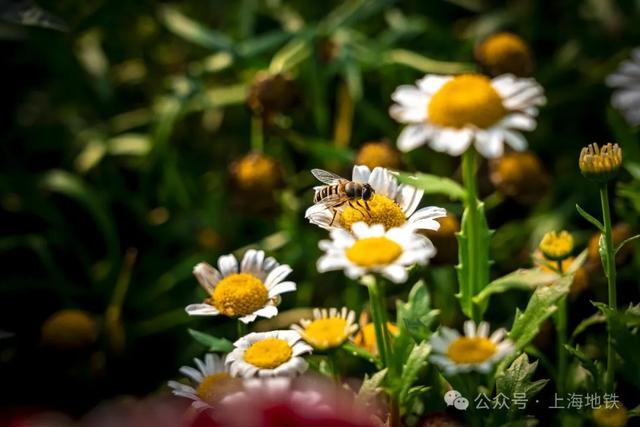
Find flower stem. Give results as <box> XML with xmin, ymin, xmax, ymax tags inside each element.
<box><xmin>367</xmin><ymin>278</ymin><xmax>388</xmax><ymax>367</ymax></box>
<box><xmin>251</xmin><ymin>115</ymin><xmax>264</xmax><ymax>153</ymax></box>
<box><xmin>600</xmin><ymin>184</ymin><xmax>617</xmax><ymax>392</ymax></box>
<box><xmin>461</xmin><ymin>148</ymin><xmax>483</xmax><ymax>323</ymax></box>
<box><xmin>555</xmin><ymin>261</ymin><xmax>567</xmax><ymax>396</ymax></box>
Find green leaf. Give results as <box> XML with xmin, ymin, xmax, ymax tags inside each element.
<box><xmin>576</xmin><ymin>203</ymin><xmax>604</xmax><ymax>232</ymax></box>
<box><xmin>496</xmin><ymin>354</ymin><xmax>549</xmax><ymax>416</ymax></box>
<box><xmin>456</xmin><ymin>201</ymin><xmax>492</xmax><ymax>318</ymax></box>
<box><xmin>615</xmin><ymin>234</ymin><xmax>640</xmax><ymax>255</ymax></box>
<box><xmin>570</xmin><ymin>312</ymin><xmax>606</xmax><ymax>342</ymax></box>
<box><xmin>473</xmin><ymin>268</ymin><xmax>558</xmax><ymax>305</ymax></box>
<box><xmin>342</xmin><ymin>342</ymin><xmax>379</xmax><ymax>367</ymax></box>
<box><xmin>40</xmin><ymin>170</ymin><xmax>120</xmax><ymax>279</ymax></box>
<box><xmin>594</xmin><ymin>302</ymin><xmax>640</xmax><ymax>389</ymax></box>
<box><xmin>356</xmin><ymin>369</ymin><xmax>387</xmax><ymax>407</ymax></box>
<box><xmin>159</xmin><ymin>6</ymin><xmax>235</xmax><ymax>53</ymax></box>
<box><xmin>398</xmin><ymin>341</ymin><xmax>431</xmax><ymax>407</ymax></box>
<box><xmin>395</xmin><ymin>281</ymin><xmax>439</xmax><ymax>363</ymax></box>
<box><xmin>236</xmin><ymin>30</ymin><xmax>291</xmax><ymax>58</ymax></box>
<box><xmin>564</xmin><ymin>344</ymin><xmax>604</xmax><ymax>391</ymax></box>
<box><xmin>188</xmin><ymin>329</ymin><xmax>234</xmax><ymax>353</ymax></box>
<box><xmin>395</xmin><ymin>172</ymin><xmax>466</xmax><ymax>201</ymax></box>
<box><xmin>507</xmin><ymin>275</ymin><xmax>572</xmax><ymax>360</ymax></box>
<box><xmin>383</xmin><ymin>49</ymin><xmax>476</xmax><ymax>74</ymax></box>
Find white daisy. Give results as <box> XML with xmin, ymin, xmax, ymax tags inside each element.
<box><xmin>429</xmin><ymin>321</ymin><xmax>514</xmax><ymax>375</ymax></box>
<box><xmin>291</xmin><ymin>307</ymin><xmax>359</xmax><ymax>350</ymax></box>
<box><xmin>305</xmin><ymin>165</ymin><xmax>447</xmax><ymax>232</ymax></box>
<box><xmin>226</xmin><ymin>330</ymin><xmax>312</xmax><ymax>378</ymax></box>
<box><xmin>390</xmin><ymin>73</ymin><xmax>546</xmax><ymax>158</ymax></box>
<box><xmin>317</xmin><ymin>222</ymin><xmax>435</xmax><ymax>284</ymax></box>
<box><xmin>168</xmin><ymin>353</ymin><xmax>240</xmax><ymax>411</ymax></box>
<box><xmin>606</xmin><ymin>48</ymin><xmax>640</xmax><ymax>126</ymax></box>
<box><xmin>186</xmin><ymin>249</ymin><xmax>296</xmax><ymax>324</ymax></box>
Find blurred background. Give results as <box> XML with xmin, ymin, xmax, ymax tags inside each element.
<box><xmin>2</xmin><ymin>0</ymin><xmax>640</xmax><ymax>419</ymax></box>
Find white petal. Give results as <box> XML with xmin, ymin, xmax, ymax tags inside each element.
<box><xmin>380</xmin><ymin>264</ymin><xmax>408</xmax><ymax>283</ymax></box>
<box><xmin>269</xmin><ymin>281</ymin><xmax>296</xmax><ymax>296</ymax></box>
<box><xmin>474</xmin><ymin>129</ymin><xmax>504</xmax><ymax>159</ymax></box>
<box><xmin>612</xmin><ymin>88</ymin><xmax>640</xmax><ymax>110</ymax></box>
<box><xmin>501</xmin><ymin>113</ymin><xmax>535</xmax><ymax>131</ymax></box>
<box><xmin>397</xmin><ymin>124</ymin><xmax>432</xmax><ymax>152</ymax></box>
<box><xmin>180</xmin><ymin>366</ymin><xmax>204</xmax><ymax>383</ymax></box>
<box><xmin>477</xmin><ymin>322</ymin><xmax>490</xmax><ymax>338</ymax></box>
<box><xmin>416</xmin><ymin>75</ymin><xmax>451</xmax><ymax>94</ymax></box>
<box><xmin>218</xmin><ymin>254</ymin><xmax>238</xmax><ymax>276</ymax></box>
<box><xmin>407</xmin><ymin>206</ymin><xmax>447</xmax><ymax>231</ymax></box>
<box><xmin>352</xmin><ymin>165</ymin><xmax>372</xmax><ymax>183</ymax></box>
<box><xmin>396</xmin><ymin>184</ymin><xmax>424</xmax><ymax>216</ymax></box>
<box><xmin>389</xmin><ymin>104</ymin><xmax>428</xmax><ymax>123</ymax></box>
<box><xmin>463</xmin><ymin>320</ymin><xmax>476</xmax><ymax>337</ymax></box>
<box><xmin>429</xmin><ymin>128</ymin><xmax>473</xmax><ymax>156</ymax></box>
<box><xmin>391</xmin><ymin>85</ymin><xmax>430</xmax><ymax>106</ymax></box>
<box><xmin>253</xmin><ymin>305</ymin><xmax>278</xmax><ymax>319</ymax></box>
<box><xmin>265</xmin><ymin>264</ymin><xmax>293</xmax><ymax>288</ymax></box>
<box><xmin>185</xmin><ymin>304</ymin><xmax>219</xmax><ymax>316</ymax></box>
<box><xmin>368</xmin><ymin>167</ymin><xmax>397</xmax><ymax>197</ymax></box>
<box><xmin>503</xmin><ymin>130</ymin><xmax>528</xmax><ymax>151</ymax></box>
<box><xmin>192</xmin><ymin>262</ymin><xmax>221</xmax><ymax>293</ymax></box>
<box><xmin>317</xmin><ymin>255</ymin><xmax>347</xmax><ymax>273</ymax></box>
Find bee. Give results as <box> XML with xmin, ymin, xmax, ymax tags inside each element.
<box><xmin>310</xmin><ymin>168</ymin><xmax>375</xmax><ymax>226</ymax></box>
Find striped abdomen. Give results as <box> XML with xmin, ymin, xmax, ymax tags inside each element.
<box><xmin>314</xmin><ymin>184</ymin><xmax>342</xmax><ymax>203</ymax></box>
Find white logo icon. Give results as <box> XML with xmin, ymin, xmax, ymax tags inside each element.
<box><xmin>444</xmin><ymin>390</ymin><xmax>469</xmax><ymax>410</ymax></box>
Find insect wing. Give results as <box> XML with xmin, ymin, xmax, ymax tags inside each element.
<box><xmin>311</xmin><ymin>169</ymin><xmax>345</xmax><ymax>185</ymax></box>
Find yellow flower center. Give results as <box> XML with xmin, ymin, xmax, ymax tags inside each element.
<box><xmin>196</xmin><ymin>372</ymin><xmax>239</xmax><ymax>405</ymax></box>
<box><xmin>447</xmin><ymin>337</ymin><xmax>497</xmax><ymax>364</ymax></box>
<box><xmin>41</xmin><ymin>309</ymin><xmax>98</xmax><ymax>349</ymax></box>
<box><xmin>243</xmin><ymin>338</ymin><xmax>293</xmax><ymax>369</ymax></box>
<box><xmin>354</xmin><ymin>322</ymin><xmax>399</xmax><ymax>355</ymax></box>
<box><xmin>593</xmin><ymin>405</ymin><xmax>628</xmax><ymax>427</ymax></box>
<box><xmin>339</xmin><ymin>194</ymin><xmax>406</xmax><ymax>230</ymax></box>
<box><xmin>476</xmin><ymin>32</ymin><xmax>532</xmax><ymax>76</ymax></box>
<box><xmin>428</xmin><ymin>74</ymin><xmax>506</xmax><ymax>129</ymax></box>
<box><xmin>211</xmin><ymin>273</ymin><xmax>269</xmax><ymax>317</ymax></box>
<box><xmin>302</xmin><ymin>318</ymin><xmax>349</xmax><ymax>349</ymax></box>
<box><xmin>345</xmin><ymin>237</ymin><xmax>403</xmax><ymax>267</ymax></box>
<box><xmin>355</xmin><ymin>141</ymin><xmax>402</xmax><ymax>170</ymax></box>
<box><xmin>539</xmin><ymin>230</ymin><xmax>574</xmax><ymax>261</ymax></box>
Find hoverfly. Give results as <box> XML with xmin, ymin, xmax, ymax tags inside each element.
<box><xmin>310</xmin><ymin>168</ymin><xmax>375</xmax><ymax>226</ymax></box>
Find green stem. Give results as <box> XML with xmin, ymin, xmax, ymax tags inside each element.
<box><xmin>555</xmin><ymin>261</ymin><xmax>567</xmax><ymax>396</ymax></box>
<box><xmin>251</xmin><ymin>115</ymin><xmax>264</xmax><ymax>152</ymax></box>
<box><xmin>237</xmin><ymin>320</ymin><xmax>247</xmax><ymax>339</ymax></box>
<box><xmin>461</xmin><ymin>149</ymin><xmax>482</xmax><ymax>323</ymax></box>
<box><xmin>600</xmin><ymin>184</ymin><xmax>617</xmax><ymax>392</ymax></box>
<box><xmin>367</xmin><ymin>280</ymin><xmax>388</xmax><ymax>367</ymax></box>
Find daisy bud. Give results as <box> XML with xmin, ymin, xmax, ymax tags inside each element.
<box><xmin>489</xmin><ymin>151</ymin><xmax>550</xmax><ymax>203</ymax></box>
<box><xmin>355</xmin><ymin>140</ymin><xmax>402</xmax><ymax>170</ymax></box>
<box><xmin>246</xmin><ymin>72</ymin><xmax>298</xmax><ymax>117</ymax></box>
<box><xmin>578</xmin><ymin>143</ymin><xmax>622</xmax><ymax>182</ymax></box>
<box><xmin>475</xmin><ymin>32</ymin><xmax>533</xmax><ymax>77</ymax></box>
<box><xmin>539</xmin><ymin>230</ymin><xmax>574</xmax><ymax>261</ymax></box>
<box><xmin>41</xmin><ymin>309</ymin><xmax>98</xmax><ymax>350</ymax></box>
<box><xmin>592</xmin><ymin>404</ymin><xmax>628</xmax><ymax>427</ymax></box>
<box><xmin>230</xmin><ymin>152</ymin><xmax>283</xmax><ymax>193</ymax></box>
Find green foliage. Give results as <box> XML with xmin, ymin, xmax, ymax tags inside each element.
<box><xmin>188</xmin><ymin>329</ymin><xmax>234</xmax><ymax>353</ymax></box>
<box><xmin>496</xmin><ymin>354</ymin><xmax>549</xmax><ymax>416</ymax></box>
<box><xmin>473</xmin><ymin>268</ymin><xmax>558</xmax><ymax>305</ymax></box>
<box><xmin>594</xmin><ymin>303</ymin><xmax>640</xmax><ymax>390</ymax></box>
<box><xmin>504</xmin><ymin>274</ymin><xmax>572</xmax><ymax>367</ymax></box>
<box><xmin>395</xmin><ymin>172</ymin><xmax>466</xmax><ymax>201</ymax></box>
<box><xmin>456</xmin><ymin>201</ymin><xmax>492</xmax><ymax>319</ymax></box>
<box><xmin>397</xmin><ymin>341</ymin><xmax>431</xmax><ymax>409</ymax></box>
